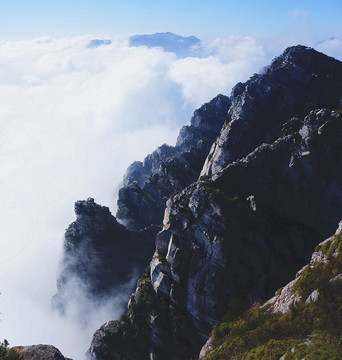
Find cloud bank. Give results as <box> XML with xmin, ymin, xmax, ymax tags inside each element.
<box><xmin>0</xmin><ymin>34</ymin><xmax>269</xmax><ymax>359</ymax></box>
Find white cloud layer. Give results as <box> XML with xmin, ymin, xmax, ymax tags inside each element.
<box><xmin>171</xmin><ymin>36</ymin><xmax>266</xmax><ymax>103</ymax></box>
<box><xmin>0</xmin><ymin>34</ymin><xmax>268</xmax><ymax>359</ymax></box>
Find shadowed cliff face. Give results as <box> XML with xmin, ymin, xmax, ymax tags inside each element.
<box><xmin>54</xmin><ymin>198</ymin><xmax>157</xmax><ymax>313</ymax></box>
<box><xmin>116</xmin><ymin>94</ymin><xmax>231</xmax><ymax>230</ymax></box>
<box><xmin>87</xmin><ymin>46</ymin><xmax>342</xmax><ymax>360</ymax></box>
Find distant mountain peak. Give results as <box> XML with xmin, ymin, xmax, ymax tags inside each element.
<box><xmin>128</xmin><ymin>32</ymin><xmax>202</xmax><ymax>58</ymax></box>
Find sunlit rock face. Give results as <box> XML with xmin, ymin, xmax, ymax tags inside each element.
<box><xmin>54</xmin><ymin>198</ymin><xmax>157</xmax><ymax>311</ymax></box>
<box><xmin>116</xmin><ymin>94</ymin><xmax>231</xmax><ymax>230</ymax></box>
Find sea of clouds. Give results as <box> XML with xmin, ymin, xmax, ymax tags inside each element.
<box><xmin>0</xmin><ymin>33</ymin><xmax>340</xmax><ymax>359</ymax></box>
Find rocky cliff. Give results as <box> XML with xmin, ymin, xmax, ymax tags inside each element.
<box><xmin>54</xmin><ymin>198</ymin><xmax>157</xmax><ymax>310</ymax></box>
<box><xmin>87</xmin><ymin>46</ymin><xmax>342</xmax><ymax>360</ymax></box>
<box><xmin>117</xmin><ymin>94</ymin><xmax>231</xmax><ymax>230</ymax></box>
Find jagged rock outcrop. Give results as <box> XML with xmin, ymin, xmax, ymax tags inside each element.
<box><xmin>54</xmin><ymin>198</ymin><xmax>157</xmax><ymax>309</ymax></box>
<box><xmin>11</xmin><ymin>345</ymin><xmax>71</xmax><ymax>360</ymax></box>
<box><xmin>201</xmin><ymin>45</ymin><xmax>342</xmax><ymax>176</ymax></box>
<box><xmin>87</xmin><ymin>46</ymin><xmax>342</xmax><ymax>360</ymax></box>
<box><xmin>117</xmin><ymin>95</ymin><xmax>231</xmax><ymax>230</ymax></box>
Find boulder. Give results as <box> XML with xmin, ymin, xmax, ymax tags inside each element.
<box><xmin>11</xmin><ymin>345</ymin><xmax>70</xmax><ymax>360</ymax></box>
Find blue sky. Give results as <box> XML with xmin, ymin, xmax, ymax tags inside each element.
<box><xmin>0</xmin><ymin>0</ymin><xmax>341</xmax><ymax>42</ymax></box>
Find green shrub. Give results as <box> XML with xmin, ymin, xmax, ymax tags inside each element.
<box><xmin>275</xmin><ymin>287</ymin><xmax>283</xmax><ymax>296</ymax></box>
<box><xmin>213</xmin><ymin>322</ymin><xmax>230</xmax><ymax>340</ymax></box>
<box><xmin>0</xmin><ymin>340</ymin><xmax>22</xmax><ymax>360</ymax></box>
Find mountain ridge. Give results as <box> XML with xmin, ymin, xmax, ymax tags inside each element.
<box><xmin>86</xmin><ymin>46</ymin><xmax>342</xmax><ymax>359</ymax></box>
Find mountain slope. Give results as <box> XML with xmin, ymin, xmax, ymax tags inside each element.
<box><xmin>87</xmin><ymin>46</ymin><xmax>342</xmax><ymax>360</ymax></box>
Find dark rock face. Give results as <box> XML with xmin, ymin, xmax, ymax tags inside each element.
<box><xmin>201</xmin><ymin>45</ymin><xmax>342</xmax><ymax>176</ymax></box>
<box><xmin>87</xmin><ymin>320</ymin><xmax>149</xmax><ymax>360</ymax></box>
<box><xmin>54</xmin><ymin>198</ymin><xmax>157</xmax><ymax>309</ymax></box>
<box><xmin>117</xmin><ymin>95</ymin><xmax>231</xmax><ymax>230</ymax></box>
<box><xmin>12</xmin><ymin>345</ymin><xmax>70</xmax><ymax>360</ymax></box>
